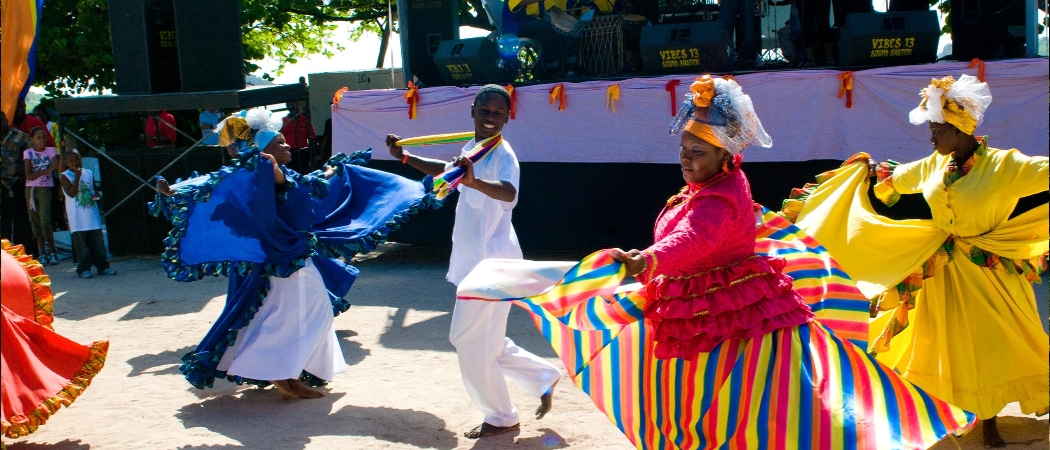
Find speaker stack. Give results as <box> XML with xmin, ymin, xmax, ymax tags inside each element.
<box><xmin>949</xmin><ymin>0</ymin><xmax>1027</xmax><ymax>60</ymax></box>
<box><xmin>433</xmin><ymin>38</ymin><xmax>513</xmax><ymax>85</ymax></box>
<box><xmin>837</xmin><ymin>11</ymin><xmax>939</xmax><ymax>67</ymax></box>
<box><xmin>172</xmin><ymin>0</ymin><xmax>245</xmax><ymax>92</ymax></box>
<box><xmin>639</xmin><ymin>22</ymin><xmax>731</xmax><ymax>75</ymax></box>
<box><xmin>396</xmin><ymin>0</ymin><xmax>459</xmax><ymax>87</ymax></box>
<box><xmin>109</xmin><ymin>0</ymin><xmax>245</xmax><ymax>95</ymax></box>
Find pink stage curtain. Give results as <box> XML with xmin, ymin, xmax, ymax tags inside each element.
<box><xmin>332</xmin><ymin>59</ymin><xmax>1048</xmax><ymax>164</ymax></box>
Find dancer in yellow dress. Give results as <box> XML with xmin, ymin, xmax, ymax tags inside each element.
<box><xmin>780</xmin><ymin>74</ymin><xmax>1048</xmax><ymax>448</ymax></box>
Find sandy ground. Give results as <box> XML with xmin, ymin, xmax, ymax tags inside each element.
<box><xmin>4</xmin><ymin>243</ymin><xmax>1048</xmax><ymax>450</ymax></box>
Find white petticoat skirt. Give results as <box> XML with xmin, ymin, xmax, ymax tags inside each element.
<box><xmin>217</xmin><ymin>259</ymin><xmax>346</xmax><ymax>381</ymax></box>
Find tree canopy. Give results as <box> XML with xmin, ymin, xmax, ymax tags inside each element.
<box><xmin>35</xmin><ymin>0</ymin><xmax>489</xmax><ymax>96</ymax></box>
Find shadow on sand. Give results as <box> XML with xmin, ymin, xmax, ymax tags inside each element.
<box><xmin>929</xmin><ymin>415</ymin><xmax>1050</xmax><ymax>449</ymax></box>
<box><xmin>466</xmin><ymin>427</ymin><xmax>570</xmax><ymax>450</ymax></box>
<box><xmin>4</xmin><ymin>439</ymin><xmax>91</xmax><ymax>450</ymax></box>
<box><xmin>126</xmin><ymin>345</ymin><xmax>195</xmax><ymax>378</ymax></box>
<box><xmin>174</xmin><ymin>391</ymin><xmax>458</xmax><ymax>450</ymax></box>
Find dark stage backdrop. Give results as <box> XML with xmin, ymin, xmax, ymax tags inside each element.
<box><xmin>102</xmin><ymin>155</ymin><xmax>1044</xmax><ymax>256</ymax></box>
<box><xmin>369</xmin><ymin>159</ymin><xmax>947</xmax><ymax>252</ymax></box>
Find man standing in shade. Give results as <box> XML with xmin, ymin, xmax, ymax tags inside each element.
<box><xmin>1</xmin><ymin>112</ymin><xmax>36</xmax><ymax>255</ymax></box>
<box><xmin>199</xmin><ymin>108</ymin><xmax>221</xmax><ymax>145</ymax></box>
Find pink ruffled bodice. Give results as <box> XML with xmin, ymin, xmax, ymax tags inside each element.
<box><xmin>639</xmin><ymin>169</ymin><xmax>813</xmax><ymax>361</ymax></box>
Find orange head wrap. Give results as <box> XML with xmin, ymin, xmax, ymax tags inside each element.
<box><xmin>683</xmin><ymin>76</ymin><xmax>722</xmax><ymax>149</ymax></box>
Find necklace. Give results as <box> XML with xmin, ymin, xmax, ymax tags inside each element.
<box><xmin>665</xmin><ymin>170</ymin><xmax>733</xmax><ymax>208</ymax></box>
<box><xmin>665</xmin><ymin>186</ymin><xmax>692</xmax><ymax>208</ymax></box>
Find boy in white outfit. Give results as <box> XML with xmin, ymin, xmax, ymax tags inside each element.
<box><xmin>386</xmin><ymin>84</ymin><xmax>561</xmax><ymax>439</ymax></box>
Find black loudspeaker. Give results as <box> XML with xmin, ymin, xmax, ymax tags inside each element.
<box><xmin>639</xmin><ymin>22</ymin><xmax>731</xmax><ymax>74</ymax></box>
<box><xmin>109</xmin><ymin>0</ymin><xmax>182</xmax><ymax>94</ymax></box>
<box><xmin>949</xmin><ymin>0</ymin><xmax>1027</xmax><ymax>61</ymax></box>
<box><xmin>434</xmin><ymin>38</ymin><xmax>513</xmax><ymax>85</ymax></box>
<box><xmin>173</xmin><ymin>0</ymin><xmax>245</xmax><ymax>92</ymax></box>
<box><xmin>837</xmin><ymin>11</ymin><xmax>939</xmax><ymax>67</ymax></box>
<box><xmin>397</xmin><ymin>0</ymin><xmax>459</xmax><ymax>87</ymax></box>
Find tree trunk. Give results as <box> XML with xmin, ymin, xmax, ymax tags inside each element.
<box><xmin>376</xmin><ymin>19</ymin><xmax>390</xmax><ymax>69</ymax></box>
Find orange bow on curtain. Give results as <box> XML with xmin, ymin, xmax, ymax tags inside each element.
<box><xmin>549</xmin><ymin>84</ymin><xmax>566</xmax><ymax>111</ymax></box>
<box><xmin>837</xmin><ymin>71</ymin><xmax>854</xmax><ymax>109</ymax></box>
<box><xmin>332</xmin><ymin>87</ymin><xmax>349</xmax><ymax>107</ymax></box>
<box><xmin>504</xmin><ymin>84</ymin><xmax>517</xmax><ymax>119</ymax></box>
<box><xmin>665</xmin><ymin>79</ymin><xmax>681</xmax><ymax>116</ymax></box>
<box><xmin>606</xmin><ymin>84</ymin><xmax>620</xmax><ymax>112</ymax></box>
<box><xmin>969</xmin><ymin>58</ymin><xmax>985</xmax><ymax>82</ymax></box>
<box><xmin>404</xmin><ymin>81</ymin><xmax>419</xmax><ymax>119</ymax></box>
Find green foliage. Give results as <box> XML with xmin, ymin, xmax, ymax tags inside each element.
<box><xmin>35</xmin><ymin>0</ymin><xmax>116</xmax><ymax>96</ymax></box>
<box><xmin>930</xmin><ymin>0</ymin><xmax>1044</xmax><ymax>39</ymax></box>
<box><xmin>930</xmin><ymin>0</ymin><xmax>951</xmax><ymax>35</ymax></box>
<box><xmin>34</xmin><ymin>0</ymin><xmax>489</xmax><ymax>96</ymax></box>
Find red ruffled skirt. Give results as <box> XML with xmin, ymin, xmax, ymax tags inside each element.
<box><xmin>645</xmin><ymin>255</ymin><xmax>814</xmax><ymax>360</ymax></box>
<box><xmin>1</xmin><ymin>242</ymin><xmax>109</xmax><ymax>439</ymax></box>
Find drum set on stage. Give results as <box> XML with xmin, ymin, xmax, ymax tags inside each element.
<box><xmin>487</xmin><ymin>0</ymin><xmax>794</xmax><ymax>82</ymax></box>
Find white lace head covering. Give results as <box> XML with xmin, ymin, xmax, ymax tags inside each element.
<box><xmin>245</xmin><ymin>109</ymin><xmax>284</xmax><ymax>150</ymax></box>
<box><xmin>669</xmin><ymin>75</ymin><xmax>772</xmax><ymax>154</ymax></box>
<box><xmin>908</xmin><ymin>74</ymin><xmax>991</xmax><ymax>135</ymax></box>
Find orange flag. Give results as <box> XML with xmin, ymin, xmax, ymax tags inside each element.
<box><xmin>404</xmin><ymin>81</ymin><xmax>420</xmax><ymax>119</ymax></box>
<box><xmin>665</xmin><ymin>80</ymin><xmax>681</xmax><ymax>116</ymax></box>
<box><xmin>969</xmin><ymin>58</ymin><xmax>985</xmax><ymax>82</ymax></box>
<box><xmin>504</xmin><ymin>84</ymin><xmax>517</xmax><ymax>119</ymax></box>
<box><xmin>549</xmin><ymin>84</ymin><xmax>566</xmax><ymax>111</ymax></box>
<box><xmin>837</xmin><ymin>71</ymin><xmax>854</xmax><ymax>109</ymax></box>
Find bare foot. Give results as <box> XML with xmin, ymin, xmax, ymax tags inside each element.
<box><xmin>287</xmin><ymin>378</ymin><xmax>324</xmax><ymax>399</ymax></box>
<box><xmin>269</xmin><ymin>379</ymin><xmax>298</xmax><ymax>401</ymax></box>
<box><xmin>464</xmin><ymin>422</ymin><xmax>520</xmax><ymax>439</ymax></box>
<box><xmin>535</xmin><ymin>378</ymin><xmax>559</xmax><ymax>419</ymax></box>
<box><xmin>983</xmin><ymin>417</ymin><xmax>1005</xmax><ymax>448</ymax></box>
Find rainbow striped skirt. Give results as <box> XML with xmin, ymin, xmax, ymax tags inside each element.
<box><xmin>456</xmin><ymin>209</ymin><xmax>974</xmax><ymax>450</ymax></box>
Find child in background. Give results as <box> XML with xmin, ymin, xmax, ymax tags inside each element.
<box><xmin>59</xmin><ymin>150</ymin><xmax>115</xmax><ymax>279</ymax></box>
<box><xmin>23</xmin><ymin>127</ymin><xmax>60</xmax><ymax>264</ymax></box>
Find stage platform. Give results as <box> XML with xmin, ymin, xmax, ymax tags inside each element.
<box><xmin>326</xmin><ymin>58</ymin><xmax>1048</xmax><ymax>251</ymax></box>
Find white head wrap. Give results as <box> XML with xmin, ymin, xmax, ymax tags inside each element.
<box><xmin>908</xmin><ymin>74</ymin><xmax>992</xmax><ymax>134</ymax></box>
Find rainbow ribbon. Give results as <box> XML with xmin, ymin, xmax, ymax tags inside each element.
<box><xmin>395</xmin><ymin>132</ymin><xmax>474</xmax><ymax>147</ymax></box>
<box><xmin>424</xmin><ymin>133</ymin><xmax>502</xmax><ymax>201</ymax></box>
<box><xmin>457</xmin><ymin>208</ymin><xmax>974</xmax><ymax>449</ymax></box>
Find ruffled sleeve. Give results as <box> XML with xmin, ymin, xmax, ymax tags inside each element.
<box><xmin>148</xmin><ymin>151</ymin><xmax>312</xmax><ymax>282</ymax></box>
<box><xmin>309</xmin><ymin>152</ymin><xmax>443</xmax><ymax>261</ymax></box>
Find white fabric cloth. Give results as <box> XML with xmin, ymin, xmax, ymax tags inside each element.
<box><xmin>61</xmin><ymin>169</ymin><xmax>103</xmax><ymax>233</ymax></box>
<box><xmin>446</xmin><ymin>139</ymin><xmax>523</xmax><ymax>286</ymax></box>
<box><xmin>333</xmin><ymin>58</ymin><xmax>1049</xmax><ymax>163</ymax></box>
<box><xmin>217</xmin><ymin>259</ymin><xmax>346</xmax><ymax>381</ymax></box>
<box><xmin>449</xmin><ymin>298</ymin><xmax>562</xmax><ymax>427</ymax></box>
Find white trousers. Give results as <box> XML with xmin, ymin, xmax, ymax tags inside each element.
<box><xmin>449</xmin><ymin>299</ymin><xmax>562</xmax><ymax>427</ymax></box>
<box><xmin>217</xmin><ymin>259</ymin><xmax>346</xmax><ymax>381</ymax></box>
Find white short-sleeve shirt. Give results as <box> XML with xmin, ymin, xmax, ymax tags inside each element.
<box><xmin>446</xmin><ymin>139</ymin><xmax>523</xmax><ymax>285</ymax></box>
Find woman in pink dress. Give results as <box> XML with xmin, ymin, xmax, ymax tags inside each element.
<box><xmin>458</xmin><ymin>75</ymin><xmax>976</xmax><ymax>449</ymax></box>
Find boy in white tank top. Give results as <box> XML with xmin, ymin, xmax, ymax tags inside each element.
<box><xmin>59</xmin><ymin>150</ymin><xmax>114</xmax><ymax>279</ymax></box>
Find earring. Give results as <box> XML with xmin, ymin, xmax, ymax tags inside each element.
<box><xmin>722</xmin><ymin>161</ymin><xmax>730</xmax><ymax>172</ymax></box>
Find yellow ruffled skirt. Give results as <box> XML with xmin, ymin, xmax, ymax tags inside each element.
<box><xmin>872</xmin><ymin>246</ymin><xmax>1049</xmax><ymax>419</ymax></box>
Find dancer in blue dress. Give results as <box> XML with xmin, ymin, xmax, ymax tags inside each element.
<box><xmin>152</xmin><ymin>109</ymin><xmax>439</xmax><ymax>399</ymax></box>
